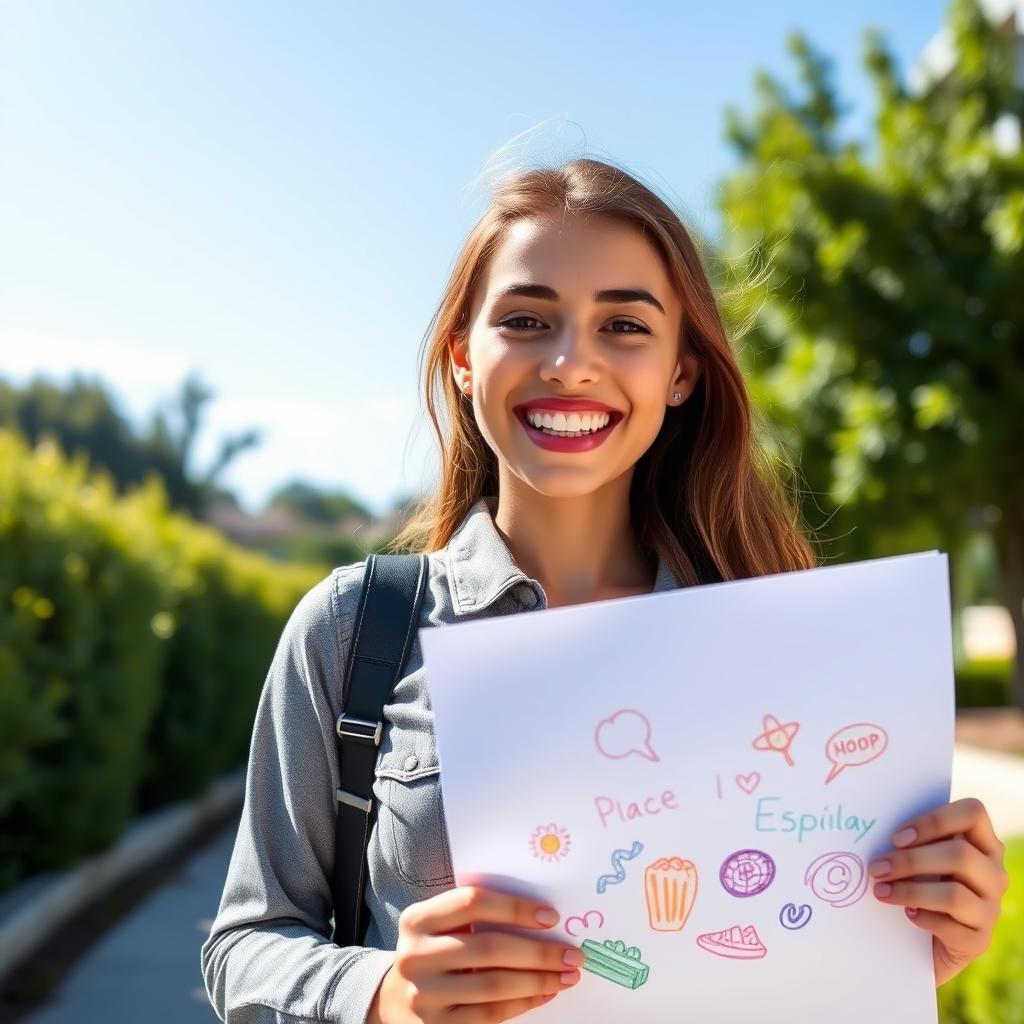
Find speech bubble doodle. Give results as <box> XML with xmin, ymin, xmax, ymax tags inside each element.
<box><xmin>804</xmin><ymin>851</ymin><xmax>868</xmax><ymax>908</ymax></box>
<box><xmin>824</xmin><ymin>723</ymin><xmax>890</xmax><ymax>784</ymax></box>
<box><xmin>779</xmin><ymin>902</ymin><xmax>813</xmax><ymax>930</ymax></box>
<box><xmin>735</xmin><ymin>772</ymin><xmax>761</xmax><ymax>795</ymax></box>
<box><xmin>595</xmin><ymin>709</ymin><xmax>660</xmax><ymax>762</ymax></box>
<box><xmin>565</xmin><ymin>910</ymin><xmax>605</xmax><ymax>937</ymax></box>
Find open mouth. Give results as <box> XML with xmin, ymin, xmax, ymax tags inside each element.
<box><xmin>515</xmin><ymin>408</ymin><xmax>624</xmax><ymax>438</ymax></box>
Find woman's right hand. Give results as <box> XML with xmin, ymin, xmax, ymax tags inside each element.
<box><xmin>366</xmin><ymin>884</ymin><xmax>584</xmax><ymax>1023</ymax></box>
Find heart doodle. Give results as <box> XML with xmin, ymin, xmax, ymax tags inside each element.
<box><xmin>735</xmin><ymin>772</ymin><xmax>761</xmax><ymax>795</ymax></box>
<box><xmin>565</xmin><ymin>910</ymin><xmax>605</xmax><ymax>937</ymax></box>
<box><xmin>779</xmin><ymin>902</ymin><xmax>813</xmax><ymax>930</ymax></box>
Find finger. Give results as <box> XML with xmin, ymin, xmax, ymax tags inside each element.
<box><xmin>892</xmin><ymin>798</ymin><xmax>1003</xmax><ymax>858</ymax></box>
<box><xmin>902</xmin><ymin>908</ymin><xmax>990</xmax><ymax>959</ymax></box>
<box><xmin>448</xmin><ymin>991</ymin><xmax>560</xmax><ymax>1023</ymax></box>
<box><xmin>443</xmin><ymin>965</ymin><xmax>580</xmax><ymax>1006</ymax></box>
<box><xmin>426</xmin><ymin>929</ymin><xmax>585</xmax><ymax>973</ymax></box>
<box><xmin>869</xmin><ymin>837</ymin><xmax>1006</xmax><ymax>899</ymax></box>
<box><xmin>873</xmin><ymin>878</ymin><xmax>991</xmax><ymax>928</ymax></box>
<box><xmin>402</xmin><ymin>885</ymin><xmax>561</xmax><ymax>936</ymax></box>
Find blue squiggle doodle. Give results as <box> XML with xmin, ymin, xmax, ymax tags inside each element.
<box><xmin>596</xmin><ymin>841</ymin><xmax>644</xmax><ymax>894</ymax></box>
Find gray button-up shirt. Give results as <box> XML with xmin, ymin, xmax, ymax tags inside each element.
<box><xmin>201</xmin><ymin>495</ymin><xmax>681</xmax><ymax>1023</ymax></box>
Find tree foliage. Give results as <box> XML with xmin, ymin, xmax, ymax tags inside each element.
<box><xmin>718</xmin><ymin>0</ymin><xmax>1024</xmax><ymax>704</ymax></box>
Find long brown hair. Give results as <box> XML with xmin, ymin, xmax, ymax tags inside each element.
<box><xmin>387</xmin><ymin>156</ymin><xmax>819</xmax><ymax>584</ymax></box>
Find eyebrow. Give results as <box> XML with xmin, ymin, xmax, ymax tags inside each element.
<box><xmin>492</xmin><ymin>282</ymin><xmax>667</xmax><ymax>316</ymax></box>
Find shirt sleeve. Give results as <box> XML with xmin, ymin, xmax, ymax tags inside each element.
<box><xmin>200</xmin><ymin>564</ymin><xmax>395</xmax><ymax>1024</ymax></box>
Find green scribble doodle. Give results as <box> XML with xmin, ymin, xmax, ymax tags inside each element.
<box><xmin>581</xmin><ymin>938</ymin><xmax>650</xmax><ymax>989</ymax></box>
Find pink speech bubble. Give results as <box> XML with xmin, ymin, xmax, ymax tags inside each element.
<box><xmin>595</xmin><ymin>709</ymin><xmax>659</xmax><ymax>762</ymax></box>
<box><xmin>824</xmin><ymin>722</ymin><xmax>889</xmax><ymax>784</ymax></box>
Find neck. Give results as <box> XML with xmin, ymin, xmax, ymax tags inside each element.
<box><xmin>487</xmin><ymin>479</ymin><xmax>655</xmax><ymax>608</ymax></box>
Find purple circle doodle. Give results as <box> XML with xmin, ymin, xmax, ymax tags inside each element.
<box><xmin>779</xmin><ymin>902</ymin><xmax>813</xmax><ymax>930</ymax></box>
<box><xmin>804</xmin><ymin>852</ymin><xmax>868</xmax><ymax>908</ymax></box>
<box><xmin>719</xmin><ymin>849</ymin><xmax>776</xmax><ymax>898</ymax></box>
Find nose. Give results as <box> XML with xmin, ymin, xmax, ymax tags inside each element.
<box><xmin>538</xmin><ymin>324</ymin><xmax>601</xmax><ymax>389</ymax></box>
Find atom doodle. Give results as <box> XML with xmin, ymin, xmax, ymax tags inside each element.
<box><xmin>719</xmin><ymin>849</ymin><xmax>777</xmax><ymax>898</ymax></box>
<box><xmin>596</xmin><ymin>841</ymin><xmax>645</xmax><ymax>894</ymax></box>
<box><xmin>752</xmin><ymin>713</ymin><xmax>800</xmax><ymax>767</ymax></box>
<box><xmin>804</xmin><ymin>851</ymin><xmax>868</xmax><ymax>908</ymax></box>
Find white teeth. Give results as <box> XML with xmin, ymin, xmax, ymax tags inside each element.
<box><xmin>525</xmin><ymin>409</ymin><xmax>611</xmax><ymax>433</ymax></box>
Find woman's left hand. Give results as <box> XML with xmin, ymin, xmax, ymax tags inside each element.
<box><xmin>869</xmin><ymin>796</ymin><xmax>1010</xmax><ymax>986</ymax></box>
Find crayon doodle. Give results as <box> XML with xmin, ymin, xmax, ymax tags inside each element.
<box><xmin>565</xmin><ymin>910</ymin><xmax>605</xmax><ymax>937</ymax></box>
<box><xmin>752</xmin><ymin>713</ymin><xmax>800</xmax><ymax>767</ymax></box>
<box><xmin>595</xmin><ymin>709</ymin><xmax>660</xmax><ymax>762</ymax></box>
<box><xmin>644</xmin><ymin>857</ymin><xmax>698</xmax><ymax>931</ymax></box>
<box><xmin>804</xmin><ymin>851</ymin><xmax>868</xmax><ymax>908</ymax></box>
<box><xmin>596</xmin><ymin>840</ymin><xmax>644</xmax><ymax>894</ymax></box>
<box><xmin>824</xmin><ymin>723</ymin><xmax>890</xmax><ymax>784</ymax></box>
<box><xmin>720</xmin><ymin>849</ymin><xmax>776</xmax><ymax>898</ymax></box>
<box><xmin>528</xmin><ymin>823</ymin><xmax>572</xmax><ymax>863</ymax></box>
<box><xmin>735</xmin><ymin>772</ymin><xmax>761</xmax><ymax>795</ymax></box>
<box><xmin>581</xmin><ymin>939</ymin><xmax>650</xmax><ymax>989</ymax></box>
<box><xmin>779</xmin><ymin>902</ymin><xmax>813</xmax><ymax>930</ymax></box>
<box><xmin>696</xmin><ymin>924</ymin><xmax>767</xmax><ymax>960</ymax></box>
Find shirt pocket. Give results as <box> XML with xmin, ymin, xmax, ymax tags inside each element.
<box><xmin>374</xmin><ymin>748</ymin><xmax>455</xmax><ymax>889</ymax></box>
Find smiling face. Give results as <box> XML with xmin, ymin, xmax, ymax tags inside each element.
<box><xmin>450</xmin><ymin>213</ymin><xmax>701</xmax><ymax>500</ymax></box>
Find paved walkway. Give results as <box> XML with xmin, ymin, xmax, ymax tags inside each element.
<box><xmin>949</xmin><ymin>744</ymin><xmax>1024</xmax><ymax>839</ymax></box>
<box><xmin>19</xmin><ymin>743</ymin><xmax>1024</xmax><ymax>1022</ymax></box>
<box><xmin>22</xmin><ymin>827</ymin><xmax>235</xmax><ymax>1023</ymax></box>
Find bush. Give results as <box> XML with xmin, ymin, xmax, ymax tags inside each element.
<box><xmin>0</xmin><ymin>428</ymin><xmax>323</xmax><ymax>896</ymax></box>
<box><xmin>955</xmin><ymin>659</ymin><xmax>1013</xmax><ymax>708</ymax></box>
<box><xmin>939</xmin><ymin>836</ymin><xmax>1024</xmax><ymax>1023</ymax></box>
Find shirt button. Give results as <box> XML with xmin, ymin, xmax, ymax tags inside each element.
<box><xmin>403</xmin><ymin>754</ymin><xmax>419</xmax><ymax>771</ymax></box>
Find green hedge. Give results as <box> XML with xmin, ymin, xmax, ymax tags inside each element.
<box><xmin>939</xmin><ymin>835</ymin><xmax>1024</xmax><ymax>1023</ymax></box>
<box><xmin>0</xmin><ymin>429</ymin><xmax>323</xmax><ymax>896</ymax></box>
<box><xmin>955</xmin><ymin>658</ymin><xmax>1013</xmax><ymax>709</ymax></box>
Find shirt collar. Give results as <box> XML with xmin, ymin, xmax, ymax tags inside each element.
<box><xmin>444</xmin><ymin>495</ymin><xmax>682</xmax><ymax>615</ymax></box>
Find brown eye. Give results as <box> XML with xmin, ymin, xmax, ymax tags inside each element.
<box><xmin>499</xmin><ymin>315</ymin><xmax>544</xmax><ymax>331</ymax></box>
<box><xmin>609</xmin><ymin>320</ymin><xmax>650</xmax><ymax>334</ymax></box>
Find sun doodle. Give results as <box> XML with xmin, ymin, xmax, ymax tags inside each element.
<box><xmin>529</xmin><ymin>823</ymin><xmax>572</xmax><ymax>863</ymax></box>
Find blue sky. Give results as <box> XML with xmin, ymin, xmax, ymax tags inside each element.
<box><xmin>1</xmin><ymin>0</ymin><xmax>949</xmax><ymax>516</ymax></box>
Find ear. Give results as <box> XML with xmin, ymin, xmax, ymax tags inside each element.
<box><xmin>448</xmin><ymin>330</ymin><xmax>471</xmax><ymax>388</ymax></box>
<box><xmin>671</xmin><ymin>349</ymin><xmax>702</xmax><ymax>404</ymax></box>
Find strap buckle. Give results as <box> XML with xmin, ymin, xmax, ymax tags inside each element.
<box><xmin>336</xmin><ymin>788</ymin><xmax>373</xmax><ymax>814</ymax></box>
<box><xmin>336</xmin><ymin>712</ymin><xmax>383</xmax><ymax>746</ymax></box>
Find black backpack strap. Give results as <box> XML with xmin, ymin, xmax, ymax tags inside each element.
<box><xmin>331</xmin><ymin>551</ymin><xmax>429</xmax><ymax>947</ymax></box>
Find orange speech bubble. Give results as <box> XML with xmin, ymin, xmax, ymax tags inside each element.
<box><xmin>824</xmin><ymin>723</ymin><xmax>889</xmax><ymax>784</ymax></box>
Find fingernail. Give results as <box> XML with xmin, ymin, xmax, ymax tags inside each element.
<box><xmin>535</xmin><ymin>907</ymin><xmax>559</xmax><ymax>926</ymax></box>
<box><xmin>906</xmin><ymin>907</ymin><xmax>918</xmax><ymax>918</ymax></box>
<box><xmin>874</xmin><ymin>882</ymin><xmax>892</xmax><ymax>897</ymax></box>
<box><xmin>892</xmin><ymin>828</ymin><xmax>917</xmax><ymax>847</ymax></box>
<box><xmin>563</xmin><ymin>949</ymin><xmax>585</xmax><ymax>967</ymax></box>
<box><xmin>560</xmin><ymin>970</ymin><xmax>580</xmax><ymax>985</ymax></box>
<box><xmin>869</xmin><ymin>859</ymin><xmax>892</xmax><ymax>877</ymax></box>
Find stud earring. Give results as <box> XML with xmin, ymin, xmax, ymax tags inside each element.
<box><xmin>673</xmin><ymin>392</ymin><xmax>681</xmax><ymax>402</ymax></box>
<box><xmin>463</xmin><ymin>381</ymin><xmax>471</xmax><ymax>393</ymax></box>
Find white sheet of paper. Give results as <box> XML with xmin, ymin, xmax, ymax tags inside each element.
<box><xmin>420</xmin><ymin>551</ymin><xmax>954</xmax><ymax>1023</ymax></box>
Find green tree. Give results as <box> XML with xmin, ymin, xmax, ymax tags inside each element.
<box><xmin>718</xmin><ymin>0</ymin><xmax>1024</xmax><ymax>705</ymax></box>
<box><xmin>0</xmin><ymin>371</ymin><xmax>260</xmax><ymax>518</ymax></box>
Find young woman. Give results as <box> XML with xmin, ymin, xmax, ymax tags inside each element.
<box><xmin>201</xmin><ymin>158</ymin><xmax>1009</xmax><ymax>1024</ymax></box>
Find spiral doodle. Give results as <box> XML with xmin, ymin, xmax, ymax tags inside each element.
<box><xmin>804</xmin><ymin>851</ymin><xmax>868</xmax><ymax>908</ymax></box>
<box><xmin>779</xmin><ymin>902</ymin><xmax>813</xmax><ymax>930</ymax></box>
<box><xmin>719</xmin><ymin>849</ymin><xmax>776</xmax><ymax>898</ymax></box>
<box><xmin>596</xmin><ymin>840</ymin><xmax>644</xmax><ymax>894</ymax></box>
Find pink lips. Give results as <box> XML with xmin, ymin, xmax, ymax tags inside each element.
<box><xmin>516</xmin><ymin>407</ymin><xmax>621</xmax><ymax>453</ymax></box>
